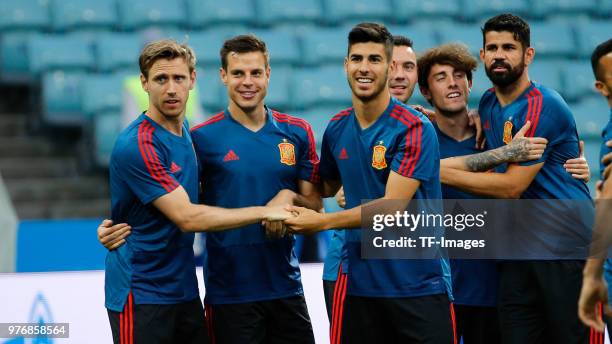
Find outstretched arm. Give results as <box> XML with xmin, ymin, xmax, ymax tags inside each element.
<box><xmin>154</xmin><ymin>186</ymin><xmax>291</xmax><ymax>232</ymax></box>
<box><xmin>284</xmin><ymin>171</ymin><xmax>420</xmax><ymax>233</ymax></box>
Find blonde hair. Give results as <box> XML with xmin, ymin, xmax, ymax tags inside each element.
<box><xmin>138</xmin><ymin>39</ymin><xmax>196</xmax><ymax>78</ymax></box>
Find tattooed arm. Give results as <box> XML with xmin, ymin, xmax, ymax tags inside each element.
<box><xmin>441</xmin><ymin>121</ymin><xmax>548</xmax><ymax>172</ymax></box>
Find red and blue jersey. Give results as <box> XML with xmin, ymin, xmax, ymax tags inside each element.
<box><xmin>435</xmin><ymin>124</ymin><xmax>498</xmax><ymax>307</ymax></box>
<box><xmin>320</xmin><ymin>97</ymin><xmax>451</xmax><ymax>298</ymax></box>
<box><xmin>105</xmin><ymin>113</ymin><xmax>200</xmax><ymax>312</ymax></box>
<box><xmin>479</xmin><ymin>82</ymin><xmax>593</xmax><ymax>256</ymax></box>
<box><xmin>479</xmin><ymin>82</ymin><xmax>591</xmax><ymax>200</ymax></box>
<box><xmin>190</xmin><ymin>107</ymin><xmax>319</xmax><ymax>304</ymax></box>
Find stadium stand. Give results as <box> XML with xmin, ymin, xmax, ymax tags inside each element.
<box><xmin>49</xmin><ymin>0</ymin><xmax>118</xmax><ymax>32</ymax></box>
<box><xmin>254</xmin><ymin>0</ymin><xmax>323</xmax><ymax>26</ymax></box>
<box><xmin>186</xmin><ymin>0</ymin><xmax>256</xmax><ymax>28</ymax></box>
<box><xmin>389</xmin><ymin>0</ymin><xmax>460</xmax><ymax>22</ymax></box>
<box><xmin>323</xmin><ymin>0</ymin><xmax>393</xmax><ymax>24</ymax></box>
<box><xmin>117</xmin><ymin>0</ymin><xmax>185</xmax><ymax>31</ymax></box>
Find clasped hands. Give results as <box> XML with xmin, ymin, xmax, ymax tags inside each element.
<box><xmin>263</xmin><ymin>190</ymin><xmax>324</xmax><ymax>238</ymax></box>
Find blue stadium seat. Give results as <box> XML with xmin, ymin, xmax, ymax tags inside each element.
<box><xmin>197</xmin><ymin>67</ymin><xmax>226</xmax><ymax>110</ymax></box>
<box><xmin>389</xmin><ymin>0</ymin><xmax>460</xmax><ymax>22</ymax></box>
<box><xmin>42</xmin><ymin>71</ymin><xmax>86</xmax><ymax>126</ymax></box>
<box><xmin>267</xmin><ymin>66</ymin><xmax>292</xmax><ymax>110</ymax></box>
<box><xmin>186</xmin><ymin>0</ymin><xmax>255</xmax><ymax>28</ymax></box>
<box><xmin>300</xmin><ymin>28</ymin><xmax>348</xmax><ymax>66</ymax></box>
<box><xmin>601</xmin><ymin>0</ymin><xmax>612</xmax><ymax>17</ymax></box>
<box><xmin>49</xmin><ymin>0</ymin><xmax>117</xmax><ymax>32</ymax></box>
<box><xmin>0</xmin><ymin>32</ymin><xmax>37</xmax><ymax>81</ymax></box>
<box><xmin>323</xmin><ymin>0</ymin><xmax>392</xmax><ymax>24</ymax></box>
<box><xmin>292</xmin><ymin>65</ymin><xmax>351</xmax><ymax>109</ymax></box>
<box><xmin>572</xmin><ymin>96</ymin><xmax>610</xmax><ymax>139</ymax></box>
<box><xmin>81</xmin><ymin>74</ymin><xmax>126</xmax><ymax>117</ymax></box>
<box><xmin>0</xmin><ymin>0</ymin><xmax>50</xmax><ymax>31</ymax></box>
<box><xmin>117</xmin><ymin>0</ymin><xmax>185</xmax><ymax>31</ymax></box>
<box><xmin>95</xmin><ymin>33</ymin><xmax>142</xmax><ymax>73</ymax></box>
<box><xmin>575</xmin><ymin>21</ymin><xmax>612</xmax><ymax>58</ymax></box>
<box><xmin>251</xmin><ymin>29</ymin><xmax>299</xmax><ymax>66</ymax></box>
<box><xmin>298</xmin><ymin>106</ymin><xmax>342</xmax><ymax>147</ymax></box>
<box><xmin>460</xmin><ymin>0</ymin><xmax>528</xmax><ymax>22</ymax></box>
<box><xmin>529</xmin><ymin>60</ymin><xmax>564</xmax><ymax>95</ymax></box>
<box><xmin>94</xmin><ymin>111</ymin><xmax>122</xmax><ymax>167</ymax></box>
<box><xmin>437</xmin><ymin>23</ymin><xmax>483</xmax><ymax>56</ymax></box>
<box><xmin>562</xmin><ymin>61</ymin><xmax>597</xmax><ymax>102</ymax></box>
<box><xmin>27</xmin><ymin>34</ymin><xmax>95</xmax><ymax>75</ymax></box>
<box><xmin>255</xmin><ymin>0</ymin><xmax>322</xmax><ymax>26</ymax></box>
<box><xmin>530</xmin><ymin>0</ymin><xmax>598</xmax><ymax>18</ymax></box>
<box><xmin>387</xmin><ymin>24</ymin><xmax>439</xmax><ymax>52</ymax></box>
<box><xmin>188</xmin><ymin>28</ymin><xmax>248</xmax><ymax>67</ymax></box>
<box><xmin>530</xmin><ymin>21</ymin><xmax>575</xmax><ymax>58</ymax></box>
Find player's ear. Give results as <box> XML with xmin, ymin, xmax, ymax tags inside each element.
<box><xmin>479</xmin><ymin>48</ymin><xmax>485</xmax><ymax>63</ymax></box>
<box><xmin>524</xmin><ymin>46</ymin><xmax>535</xmax><ymax>66</ymax></box>
<box><xmin>220</xmin><ymin>67</ymin><xmax>227</xmax><ymax>86</ymax></box>
<box><xmin>467</xmin><ymin>77</ymin><xmax>473</xmax><ymax>91</ymax></box>
<box><xmin>189</xmin><ymin>69</ymin><xmax>196</xmax><ymax>90</ymax></box>
<box><xmin>140</xmin><ymin>74</ymin><xmax>148</xmax><ymax>93</ymax></box>
<box><xmin>344</xmin><ymin>57</ymin><xmax>348</xmax><ymax>74</ymax></box>
<box><xmin>595</xmin><ymin>80</ymin><xmax>610</xmax><ymax>98</ymax></box>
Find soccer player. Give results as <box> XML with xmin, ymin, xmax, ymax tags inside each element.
<box><xmin>439</xmin><ymin>14</ymin><xmax>597</xmax><ymax>343</ymax></box>
<box><xmin>578</xmin><ymin>39</ymin><xmax>612</xmax><ymax>336</ymax></box>
<box><xmin>321</xmin><ymin>34</ymin><xmax>417</xmax><ymax>329</ymax></box>
<box><xmin>103</xmin><ymin>39</ymin><xmax>290</xmax><ymax>344</ymax></box>
<box><xmin>285</xmin><ymin>23</ymin><xmax>454</xmax><ymax>343</ymax></box>
<box><xmin>189</xmin><ymin>34</ymin><xmax>320</xmax><ymax>344</ymax></box>
<box><xmin>389</xmin><ymin>35</ymin><xmax>418</xmax><ymax>103</ymax></box>
<box><xmin>418</xmin><ymin>43</ymin><xmax>502</xmax><ymax>344</ymax></box>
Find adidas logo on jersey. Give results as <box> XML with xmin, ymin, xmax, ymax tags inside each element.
<box><xmin>170</xmin><ymin>162</ymin><xmax>182</xmax><ymax>173</ymax></box>
<box><xmin>223</xmin><ymin>150</ymin><xmax>240</xmax><ymax>162</ymax></box>
<box><xmin>339</xmin><ymin>148</ymin><xmax>349</xmax><ymax>160</ymax></box>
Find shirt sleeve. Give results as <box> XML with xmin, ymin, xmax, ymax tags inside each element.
<box><xmin>391</xmin><ymin>119</ymin><xmax>438</xmax><ymax>182</ymax></box>
<box><xmin>519</xmin><ymin>93</ymin><xmax>575</xmax><ymax>166</ymax></box>
<box><xmin>319</xmin><ymin>128</ymin><xmax>340</xmax><ymax>182</ymax></box>
<box><xmin>296</xmin><ymin>121</ymin><xmax>320</xmax><ymax>184</ymax></box>
<box><xmin>113</xmin><ymin>134</ymin><xmax>180</xmax><ymax>205</ymax></box>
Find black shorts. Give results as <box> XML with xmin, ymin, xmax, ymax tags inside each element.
<box><xmin>341</xmin><ymin>293</ymin><xmax>455</xmax><ymax>344</ymax></box>
<box><xmin>107</xmin><ymin>293</ymin><xmax>208</xmax><ymax>344</ymax></box>
<box><xmin>498</xmin><ymin>260</ymin><xmax>604</xmax><ymax>344</ymax></box>
<box><xmin>205</xmin><ymin>295</ymin><xmax>314</xmax><ymax>344</ymax></box>
<box><xmin>454</xmin><ymin>304</ymin><xmax>500</xmax><ymax>344</ymax></box>
<box><xmin>323</xmin><ymin>279</ymin><xmax>336</xmax><ymax>321</ymax></box>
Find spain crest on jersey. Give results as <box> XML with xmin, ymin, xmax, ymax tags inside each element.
<box><xmin>503</xmin><ymin>120</ymin><xmax>513</xmax><ymax>144</ymax></box>
<box><xmin>278</xmin><ymin>139</ymin><xmax>296</xmax><ymax>166</ymax></box>
<box><xmin>372</xmin><ymin>141</ymin><xmax>387</xmax><ymax>170</ymax></box>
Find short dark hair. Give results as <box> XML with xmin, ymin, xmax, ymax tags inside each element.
<box><xmin>417</xmin><ymin>43</ymin><xmax>478</xmax><ymax>91</ymax></box>
<box><xmin>591</xmin><ymin>39</ymin><xmax>612</xmax><ymax>81</ymax></box>
<box><xmin>220</xmin><ymin>34</ymin><xmax>269</xmax><ymax>71</ymax></box>
<box><xmin>482</xmin><ymin>13</ymin><xmax>530</xmax><ymax>49</ymax></box>
<box><xmin>393</xmin><ymin>35</ymin><xmax>413</xmax><ymax>48</ymax></box>
<box><xmin>347</xmin><ymin>22</ymin><xmax>393</xmax><ymax>61</ymax></box>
